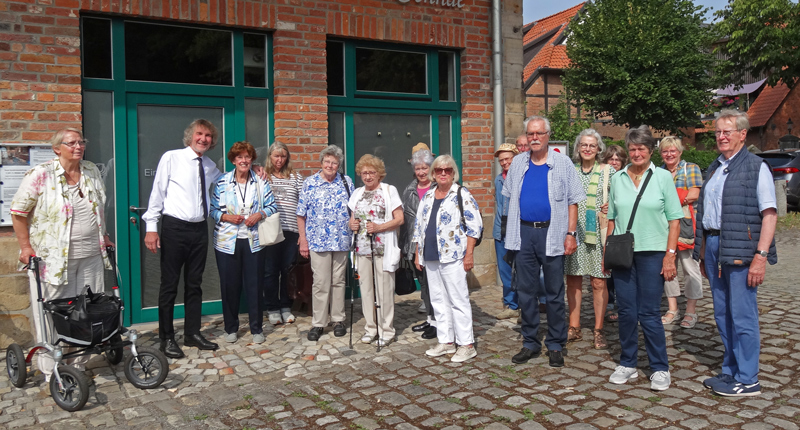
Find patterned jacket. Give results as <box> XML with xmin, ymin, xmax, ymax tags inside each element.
<box><xmin>210</xmin><ymin>170</ymin><xmax>277</xmax><ymax>254</ymax></box>
<box><xmin>412</xmin><ymin>183</ymin><xmax>483</xmax><ymax>266</ymax></box>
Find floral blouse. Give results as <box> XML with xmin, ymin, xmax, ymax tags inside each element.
<box><xmin>296</xmin><ymin>171</ymin><xmax>355</xmax><ymax>252</ymax></box>
<box><xmin>10</xmin><ymin>159</ymin><xmax>111</xmax><ymax>286</ymax></box>
<box><xmin>412</xmin><ymin>183</ymin><xmax>483</xmax><ymax>265</ymax></box>
<box><xmin>353</xmin><ymin>189</ymin><xmax>387</xmax><ymax>257</ymax></box>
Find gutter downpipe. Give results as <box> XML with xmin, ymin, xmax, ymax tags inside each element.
<box><xmin>491</xmin><ymin>0</ymin><xmax>504</xmax><ymax>286</ymax></box>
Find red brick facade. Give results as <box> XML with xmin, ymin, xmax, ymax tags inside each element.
<box><xmin>0</xmin><ymin>0</ymin><xmax>498</xmax><ymax>210</ymax></box>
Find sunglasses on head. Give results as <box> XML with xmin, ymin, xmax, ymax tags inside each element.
<box><xmin>434</xmin><ymin>167</ymin><xmax>454</xmax><ymax>175</ymax></box>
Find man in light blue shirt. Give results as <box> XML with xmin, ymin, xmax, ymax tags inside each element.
<box><xmin>694</xmin><ymin>109</ymin><xmax>777</xmax><ymax>397</ymax></box>
<box><xmin>502</xmin><ymin>116</ymin><xmax>586</xmax><ymax>367</ymax></box>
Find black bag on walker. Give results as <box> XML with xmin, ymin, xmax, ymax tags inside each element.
<box><xmin>43</xmin><ymin>287</ymin><xmax>122</xmax><ymax>346</ymax></box>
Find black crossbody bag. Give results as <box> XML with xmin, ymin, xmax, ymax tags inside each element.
<box><xmin>603</xmin><ymin>170</ymin><xmax>653</xmax><ymax>270</ymax></box>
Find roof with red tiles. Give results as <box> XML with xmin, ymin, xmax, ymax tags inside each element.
<box><xmin>523</xmin><ymin>3</ymin><xmax>585</xmax><ymax>86</ymax></box>
<box><xmin>747</xmin><ymin>80</ymin><xmax>793</xmax><ymax>128</ymax></box>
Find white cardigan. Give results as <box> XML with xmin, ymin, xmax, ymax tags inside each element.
<box><xmin>348</xmin><ymin>182</ymin><xmax>403</xmax><ymax>272</ymax></box>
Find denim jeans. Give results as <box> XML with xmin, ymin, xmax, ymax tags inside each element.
<box><xmin>216</xmin><ymin>239</ymin><xmax>264</xmax><ymax>335</ymax></box>
<box><xmin>495</xmin><ymin>239</ymin><xmax>518</xmax><ymax>310</ymax></box>
<box><xmin>613</xmin><ymin>251</ymin><xmax>669</xmax><ymax>372</ymax></box>
<box><xmin>263</xmin><ymin>231</ymin><xmax>299</xmax><ymax>312</ymax></box>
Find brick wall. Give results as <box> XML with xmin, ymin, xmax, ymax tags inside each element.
<box><xmin>750</xmin><ymin>85</ymin><xmax>800</xmax><ymax>150</ymax></box>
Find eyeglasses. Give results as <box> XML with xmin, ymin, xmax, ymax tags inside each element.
<box><xmin>715</xmin><ymin>130</ymin><xmax>739</xmax><ymax>137</ymax></box>
<box><xmin>579</xmin><ymin>144</ymin><xmax>598</xmax><ymax>149</ymax></box>
<box><xmin>322</xmin><ymin>159</ymin><xmax>340</xmax><ymax>167</ymax></box>
<box><xmin>434</xmin><ymin>167</ymin><xmax>454</xmax><ymax>175</ymax></box>
<box><xmin>360</xmin><ymin>170</ymin><xmax>378</xmax><ymax>177</ymax></box>
<box><xmin>234</xmin><ymin>154</ymin><xmax>253</xmax><ymax>161</ymax></box>
<box><xmin>62</xmin><ymin>139</ymin><xmax>87</xmax><ymax>148</ymax></box>
<box><xmin>526</xmin><ymin>131</ymin><xmax>550</xmax><ymax>138</ymax></box>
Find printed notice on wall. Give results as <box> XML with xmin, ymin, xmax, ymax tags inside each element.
<box><xmin>0</xmin><ymin>144</ymin><xmax>54</xmax><ymax>226</ymax></box>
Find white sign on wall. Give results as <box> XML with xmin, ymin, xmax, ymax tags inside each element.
<box><xmin>0</xmin><ymin>144</ymin><xmax>54</xmax><ymax>226</ymax></box>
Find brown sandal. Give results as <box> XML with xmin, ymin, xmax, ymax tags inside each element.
<box><xmin>593</xmin><ymin>329</ymin><xmax>607</xmax><ymax>349</ymax></box>
<box><xmin>567</xmin><ymin>326</ymin><xmax>582</xmax><ymax>342</ymax></box>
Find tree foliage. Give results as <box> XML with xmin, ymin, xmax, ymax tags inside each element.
<box><xmin>542</xmin><ymin>99</ymin><xmax>592</xmax><ymax>142</ymax></box>
<box><xmin>563</xmin><ymin>0</ymin><xmax>717</xmax><ymax>133</ymax></box>
<box><xmin>714</xmin><ymin>0</ymin><xmax>800</xmax><ymax>89</ymax></box>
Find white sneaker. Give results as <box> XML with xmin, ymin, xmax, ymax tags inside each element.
<box><xmin>224</xmin><ymin>332</ymin><xmax>237</xmax><ymax>343</ymax></box>
<box><xmin>426</xmin><ymin>343</ymin><xmax>456</xmax><ymax>357</ymax></box>
<box><xmin>650</xmin><ymin>370</ymin><xmax>671</xmax><ymax>391</ymax></box>
<box><xmin>609</xmin><ymin>366</ymin><xmax>638</xmax><ymax>384</ymax></box>
<box><xmin>361</xmin><ymin>334</ymin><xmax>375</xmax><ymax>344</ymax></box>
<box><xmin>418</xmin><ymin>302</ymin><xmax>427</xmax><ymax>313</ymax></box>
<box><xmin>252</xmin><ymin>333</ymin><xmax>265</xmax><ymax>344</ymax></box>
<box><xmin>281</xmin><ymin>308</ymin><xmax>295</xmax><ymax>324</ymax></box>
<box><xmin>268</xmin><ymin>311</ymin><xmax>282</xmax><ymax>325</ymax></box>
<box><xmin>451</xmin><ymin>345</ymin><xmax>477</xmax><ymax>363</ymax></box>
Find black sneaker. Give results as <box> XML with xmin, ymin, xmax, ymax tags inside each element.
<box><xmin>548</xmin><ymin>349</ymin><xmax>564</xmax><ymax>367</ymax></box>
<box><xmin>511</xmin><ymin>347</ymin><xmax>540</xmax><ymax>364</ymax></box>
<box><xmin>307</xmin><ymin>327</ymin><xmax>323</xmax><ymax>341</ymax></box>
<box><xmin>333</xmin><ymin>321</ymin><xmax>347</xmax><ymax>337</ymax></box>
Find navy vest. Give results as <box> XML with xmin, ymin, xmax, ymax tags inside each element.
<box><xmin>694</xmin><ymin>147</ymin><xmax>777</xmax><ymax>266</ymax></box>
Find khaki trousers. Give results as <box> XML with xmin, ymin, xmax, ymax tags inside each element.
<box><xmin>309</xmin><ymin>250</ymin><xmax>348</xmax><ymax>327</ymax></box>
<box><xmin>29</xmin><ymin>255</ymin><xmax>105</xmax><ymax>380</ymax></box>
<box><xmin>664</xmin><ymin>249</ymin><xmax>703</xmax><ymax>300</ymax></box>
<box><xmin>356</xmin><ymin>255</ymin><xmax>396</xmax><ymax>340</ymax></box>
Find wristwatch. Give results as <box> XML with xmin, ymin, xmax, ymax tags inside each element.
<box><xmin>667</xmin><ymin>249</ymin><xmax>676</xmax><ymax>254</ymax></box>
<box><xmin>566</xmin><ymin>231</ymin><xmax>577</xmax><ymax>238</ymax></box>
<box><xmin>756</xmin><ymin>250</ymin><xmax>768</xmax><ymax>257</ymax></box>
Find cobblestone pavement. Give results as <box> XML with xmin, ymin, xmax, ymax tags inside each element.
<box><xmin>1</xmin><ymin>231</ymin><xmax>799</xmax><ymax>429</ymax></box>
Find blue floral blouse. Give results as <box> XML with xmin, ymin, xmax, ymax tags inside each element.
<box><xmin>296</xmin><ymin>171</ymin><xmax>355</xmax><ymax>252</ymax></box>
<box><xmin>412</xmin><ymin>183</ymin><xmax>483</xmax><ymax>265</ymax></box>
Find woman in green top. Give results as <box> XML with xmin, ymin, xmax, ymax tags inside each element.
<box><xmin>606</xmin><ymin>125</ymin><xmax>683</xmax><ymax>392</ymax></box>
<box><xmin>565</xmin><ymin>129</ymin><xmax>615</xmax><ymax>350</ymax></box>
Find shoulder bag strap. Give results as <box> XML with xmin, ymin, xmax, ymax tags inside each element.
<box><xmin>339</xmin><ymin>172</ymin><xmax>352</xmax><ymax>215</ymax></box>
<box><xmin>457</xmin><ymin>186</ymin><xmax>466</xmax><ymax>231</ymax></box>
<box><xmin>625</xmin><ymin>170</ymin><xmax>654</xmax><ymax>233</ymax></box>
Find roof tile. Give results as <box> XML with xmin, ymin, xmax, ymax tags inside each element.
<box><xmin>523</xmin><ymin>3</ymin><xmax>584</xmax><ymax>83</ymax></box>
<box><xmin>747</xmin><ymin>81</ymin><xmax>792</xmax><ymax>128</ymax></box>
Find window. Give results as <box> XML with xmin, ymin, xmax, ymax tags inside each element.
<box><xmin>355</xmin><ymin>48</ymin><xmax>427</xmax><ymax>94</ymax></box>
<box><xmin>82</xmin><ymin>18</ymin><xmax>112</xmax><ymax>79</ymax></box>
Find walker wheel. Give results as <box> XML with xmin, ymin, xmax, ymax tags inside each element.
<box><xmin>124</xmin><ymin>346</ymin><xmax>169</xmax><ymax>389</ymax></box>
<box><xmin>105</xmin><ymin>333</ymin><xmax>124</xmax><ymax>365</ymax></box>
<box><xmin>50</xmin><ymin>365</ymin><xmax>89</xmax><ymax>412</ymax></box>
<box><xmin>6</xmin><ymin>344</ymin><xmax>27</xmax><ymax>388</ymax></box>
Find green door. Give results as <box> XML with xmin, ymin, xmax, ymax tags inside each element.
<box><xmin>124</xmin><ymin>93</ymin><xmax>235</xmax><ymax>324</ymax></box>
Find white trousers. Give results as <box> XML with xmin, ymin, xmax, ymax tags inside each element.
<box><xmin>356</xmin><ymin>255</ymin><xmax>396</xmax><ymax>339</ymax></box>
<box><xmin>29</xmin><ymin>255</ymin><xmax>105</xmax><ymax>380</ymax></box>
<box><xmin>664</xmin><ymin>249</ymin><xmax>703</xmax><ymax>300</ymax></box>
<box><xmin>425</xmin><ymin>260</ymin><xmax>474</xmax><ymax>345</ymax></box>
<box><xmin>309</xmin><ymin>251</ymin><xmax>348</xmax><ymax>327</ymax></box>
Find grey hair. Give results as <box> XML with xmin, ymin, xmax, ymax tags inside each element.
<box><xmin>625</xmin><ymin>125</ymin><xmax>656</xmax><ymax>153</ymax></box>
<box><xmin>182</xmin><ymin>119</ymin><xmax>219</xmax><ymax>150</ymax></box>
<box><xmin>571</xmin><ymin>128</ymin><xmax>606</xmax><ymax>163</ymax></box>
<box><xmin>319</xmin><ymin>144</ymin><xmax>344</xmax><ymax>168</ymax></box>
<box><xmin>430</xmin><ymin>154</ymin><xmax>460</xmax><ymax>183</ymax></box>
<box><xmin>50</xmin><ymin>127</ymin><xmax>83</xmax><ymax>150</ymax></box>
<box><xmin>659</xmin><ymin>136</ymin><xmax>684</xmax><ymax>154</ymax></box>
<box><xmin>410</xmin><ymin>149</ymin><xmax>434</xmax><ymax>167</ymax></box>
<box><xmin>523</xmin><ymin>115</ymin><xmax>551</xmax><ymax>133</ymax></box>
<box><xmin>717</xmin><ymin>109</ymin><xmax>750</xmax><ymax>131</ymax></box>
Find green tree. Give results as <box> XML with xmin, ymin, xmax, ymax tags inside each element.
<box><xmin>563</xmin><ymin>0</ymin><xmax>717</xmax><ymax>133</ymax></box>
<box><xmin>542</xmin><ymin>99</ymin><xmax>592</xmax><ymax>142</ymax></box>
<box><xmin>714</xmin><ymin>0</ymin><xmax>800</xmax><ymax>89</ymax></box>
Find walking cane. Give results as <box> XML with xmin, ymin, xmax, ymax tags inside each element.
<box><xmin>368</xmin><ymin>232</ymin><xmax>382</xmax><ymax>352</ymax></box>
<box><xmin>348</xmin><ymin>229</ymin><xmax>358</xmax><ymax>350</ymax></box>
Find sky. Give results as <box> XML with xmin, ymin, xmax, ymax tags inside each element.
<box><xmin>523</xmin><ymin>0</ymin><xmax>731</xmax><ymax>24</ymax></box>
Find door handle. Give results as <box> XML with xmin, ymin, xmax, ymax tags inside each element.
<box><xmin>130</xmin><ymin>206</ymin><xmax>148</xmax><ymax>213</ymax></box>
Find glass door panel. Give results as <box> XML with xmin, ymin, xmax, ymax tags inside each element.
<box><xmin>126</xmin><ymin>94</ymin><xmax>233</xmax><ymax>323</ymax></box>
<box><xmin>352</xmin><ymin>113</ymin><xmax>430</xmax><ymax>191</ymax></box>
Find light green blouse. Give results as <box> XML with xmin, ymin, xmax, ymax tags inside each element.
<box><xmin>607</xmin><ymin>163</ymin><xmax>683</xmax><ymax>252</ymax></box>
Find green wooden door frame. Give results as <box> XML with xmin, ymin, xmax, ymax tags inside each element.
<box><xmin>123</xmin><ymin>93</ymin><xmax>236</xmax><ymax>324</ymax></box>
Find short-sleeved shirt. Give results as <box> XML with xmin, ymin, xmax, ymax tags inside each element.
<box><xmin>353</xmin><ymin>188</ymin><xmax>387</xmax><ymax>256</ymax></box>
<box><xmin>269</xmin><ymin>173</ymin><xmax>303</xmax><ymax>233</ymax></box>
<box><xmin>667</xmin><ymin>159</ymin><xmax>703</xmax><ymax>190</ymax></box>
<box><xmin>701</xmin><ymin>153</ymin><xmax>776</xmax><ymax>230</ymax></box>
<box><xmin>607</xmin><ymin>163</ymin><xmax>684</xmax><ymax>252</ymax></box>
<box><xmin>296</xmin><ymin>171</ymin><xmax>354</xmax><ymax>252</ymax></box>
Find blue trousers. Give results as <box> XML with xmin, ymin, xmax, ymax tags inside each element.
<box><xmin>495</xmin><ymin>239</ymin><xmax>518</xmax><ymax>310</ymax></box>
<box><xmin>613</xmin><ymin>251</ymin><xmax>669</xmax><ymax>372</ymax></box>
<box><xmin>704</xmin><ymin>235</ymin><xmax>760</xmax><ymax>384</ymax></box>
<box><xmin>516</xmin><ymin>225</ymin><xmax>566</xmax><ymax>352</ymax></box>
<box><xmin>215</xmin><ymin>239</ymin><xmax>264</xmax><ymax>335</ymax></box>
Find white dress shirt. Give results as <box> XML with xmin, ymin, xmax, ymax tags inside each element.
<box><xmin>143</xmin><ymin>146</ymin><xmax>222</xmax><ymax>232</ymax></box>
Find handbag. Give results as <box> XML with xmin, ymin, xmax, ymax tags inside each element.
<box><xmin>394</xmin><ymin>259</ymin><xmax>417</xmax><ymax>296</ymax></box>
<box><xmin>257</xmin><ymin>177</ymin><xmax>285</xmax><ymax>246</ymax></box>
<box><xmin>604</xmin><ymin>170</ymin><xmax>653</xmax><ymax>271</ymax></box>
<box><xmin>676</xmin><ymin>165</ymin><xmax>696</xmax><ymax>251</ymax></box>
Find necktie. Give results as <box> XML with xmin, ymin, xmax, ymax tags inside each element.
<box><xmin>198</xmin><ymin>157</ymin><xmax>208</xmax><ymax>219</ymax></box>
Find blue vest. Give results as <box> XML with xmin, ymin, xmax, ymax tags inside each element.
<box><xmin>694</xmin><ymin>147</ymin><xmax>777</xmax><ymax>266</ymax></box>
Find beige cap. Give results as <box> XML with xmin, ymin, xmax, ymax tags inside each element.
<box><xmin>411</xmin><ymin>142</ymin><xmax>430</xmax><ymax>155</ymax></box>
<box><xmin>494</xmin><ymin>143</ymin><xmax>520</xmax><ymax>157</ymax></box>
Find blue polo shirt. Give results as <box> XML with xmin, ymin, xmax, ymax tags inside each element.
<box><xmin>519</xmin><ymin>161</ymin><xmax>550</xmax><ymax>222</ymax></box>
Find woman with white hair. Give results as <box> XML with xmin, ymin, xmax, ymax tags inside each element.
<box><xmin>296</xmin><ymin>144</ymin><xmax>354</xmax><ymax>342</ymax></box>
<box><xmin>565</xmin><ymin>129</ymin><xmax>615</xmax><ymax>349</ymax></box>
<box><xmin>401</xmin><ymin>145</ymin><xmax>438</xmax><ymax>339</ymax></box>
<box><xmin>413</xmin><ymin>155</ymin><xmax>483</xmax><ymax>363</ymax></box>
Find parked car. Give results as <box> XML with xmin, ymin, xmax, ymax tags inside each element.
<box><xmin>757</xmin><ymin>149</ymin><xmax>800</xmax><ymax>209</ymax></box>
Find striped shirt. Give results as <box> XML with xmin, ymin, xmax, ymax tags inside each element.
<box><xmin>269</xmin><ymin>173</ymin><xmax>303</xmax><ymax>233</ymax></box>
